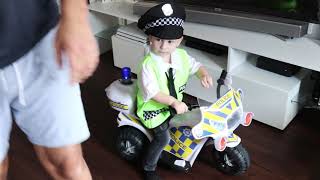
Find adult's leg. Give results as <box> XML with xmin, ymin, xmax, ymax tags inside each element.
<box><xmin>0</xmin><ymin>70</ymin><xmax>13</xmax><ymax>180</ymax></box>
<box><xmin>34</xmin><ymin>144</ymin><xmax>91</xmax><ymax>180</ymax></box>
<box><xmin>0</xmin><ymin>156</ymin><xmax>9</xmax><ymax>180</ymax></box>
<box><xmin>11</xmin><ymin>28</ymin><xmax>91</xmax><ymax>180</ymax></box>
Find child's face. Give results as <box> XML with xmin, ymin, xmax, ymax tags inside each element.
<box><xmin>149</xmin><ymin>36</ymin><xmax>183</xmax><ymax>57</ymax></box>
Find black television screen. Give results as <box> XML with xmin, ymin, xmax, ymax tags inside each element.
<box><xmin>146</xmin><ymin>0</ymin><xmax>319</xmax><ymax>23</ymax></box>
<box><xmin>135</xmin><ymin>0</ymin><xmax>320</xmax><ymax>37</ymax></box>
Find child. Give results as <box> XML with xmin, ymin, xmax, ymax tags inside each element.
<box><xmin>136</xmin><ymin>2</ymin><xmax>213</xmax><ymax>180</ymax></box>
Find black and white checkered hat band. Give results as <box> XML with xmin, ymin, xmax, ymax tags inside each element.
<box><xmin>143</xmin><ymin>17</ymin><xmax>184</xmax><ymax>31</ymax></box>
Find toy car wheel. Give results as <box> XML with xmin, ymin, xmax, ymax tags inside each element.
<box><xmin>212</xmin><ymin>143</ymin><xmax>250</xmax><ymax>175</ymax></box>
<box><xmin>116</xmin><ymin>126</ymin><xmax>148</xmax><ymax>161</ymax></box>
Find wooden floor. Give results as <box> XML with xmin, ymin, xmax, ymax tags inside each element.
<box><xmin>7</xmin><ymin>51</ymin><xmax>320</xmax><ymax>180</ymax></box>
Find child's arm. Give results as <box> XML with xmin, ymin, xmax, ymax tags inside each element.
<box><xmin>196</xmin><ymin>66</ymin><xmax>213</xmax><ymax>88</ymax></box>
<box><xmin>152</xmin><ymin>92</ymin><xmax>188</xmax><ymax>114</ymax></box>
<box><xmin>187</xmin><ymin>53</ymin><xmax>213</xmax><ymax>89</ymax></box>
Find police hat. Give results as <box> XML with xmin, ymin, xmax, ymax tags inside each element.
<box><xmin>137</xmin><ymin>2</ymin><xmax>186</xmax><ymax>40</ymax></box>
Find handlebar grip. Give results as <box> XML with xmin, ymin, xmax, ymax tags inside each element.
<box><xmin>169</xmin><ymin>107</ymin><xmax>177</xmax><ymax>116</ymax></box>
<box><xmin>217</xmin><ymin>70</ymin><xmax>228</xmax><ymax>99</ymax></box>
<box><xmin>186</xmin><ymin>103</ymin><xmax>200</xmax><ymax>111</ymax></box>
<box><xmin>168</xmin><ymin>103</ymin><xmax>199</xmax><ymax>116</ymax></box>
<box><xmin>217</xmin><ymin>70</ymin><xmax>227</xmax><ymax>85</ymax></box>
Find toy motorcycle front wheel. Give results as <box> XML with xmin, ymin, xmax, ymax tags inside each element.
<box><xmin>116</xmin><ymin>126</ymin><xmax>148</xmax><ymax>161</ymax></box>
<box><xmin>212</xmin><ymin>143</ymin><xmax>250</xmax><ymax>175</ymax></box>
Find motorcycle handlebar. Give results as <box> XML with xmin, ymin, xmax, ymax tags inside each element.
<box><xmin>169</xmin><ymin>70</ymin><xmax>227</xmax><ymax>116</ymax></box>
<box><xmin>217</xmin><ymin>70</ymin><xmax>228</xmax><ymax>99</ymax></box>
<box><xmin>168</xmin><ymin>103</ymin><xmax>200</xmax><ymax>116</ymax></box>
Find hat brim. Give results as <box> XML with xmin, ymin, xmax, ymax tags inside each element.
<box><xmin>146</xmin><ymin>25</ymin><xmax>183</xmax><ymax>40</ymax></box>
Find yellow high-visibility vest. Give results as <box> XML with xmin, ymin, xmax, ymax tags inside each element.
<box><xmin>136</xmin><ymin>48</ymin><xmax>191</xmax><ymax>129</ymax></box>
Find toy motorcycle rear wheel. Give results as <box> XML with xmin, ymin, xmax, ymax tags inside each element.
<box><xmin>212</xmin><ymin>143</ymin><xmax>250</xmax><ymax>175</ymax></box>
<box><xmin>116</xmin><ymin>126</ymin><xmax>148</xmax><ymax>161</ymax></box>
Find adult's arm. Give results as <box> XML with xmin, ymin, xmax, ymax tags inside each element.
<box><xmin>55</xmin><ymin>0</ymin><xmax>99</xmax><ymax>84</ymax></box>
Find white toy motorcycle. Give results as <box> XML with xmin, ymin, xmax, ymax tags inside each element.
<box><xmin>106</xmin><ymin>67</ymin><xmax>253</xmax><ymax>175</ymax></box>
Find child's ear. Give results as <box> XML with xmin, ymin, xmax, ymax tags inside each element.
<box><xmin>177</xmin><ymin>36</ymin><xmax>184</xmax><ymax>46</ymax></box>
<box><xmin>147</xmin><ymin>35</ymin><xmax>151</xmax><ymax>45</ymax></box>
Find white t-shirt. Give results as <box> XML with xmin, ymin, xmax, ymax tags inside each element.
<box><xmin>138</xmin><ymin>49</ymin><xmax>202</xmax><ymax>102</ymax></box>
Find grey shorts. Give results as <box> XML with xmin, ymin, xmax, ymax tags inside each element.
<box><xmin>0</xmin><ymin>28</ymin><xmax>90</xmax><ymax>162</ymax></box>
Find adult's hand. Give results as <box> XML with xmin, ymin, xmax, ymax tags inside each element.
<box><xmin>55</xmin><ymin>0</ymin><xmax>99</xmax><ymax>84</ymax></box>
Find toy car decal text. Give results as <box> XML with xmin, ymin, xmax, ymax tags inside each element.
<box><xmin>213</xmin><ymin>91</ymin><xmax>232</xmax><ymax>108</ymax></box>
<box><xmin>109</xmin><ymin>100</ymin><xmax>129</xmax><ymax>110</ymax></box>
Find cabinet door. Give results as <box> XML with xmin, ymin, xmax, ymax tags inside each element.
<box><xmin>112</xmin><ymin>35</ymin><xmax>147</xmax><ymax>74</ymax></box>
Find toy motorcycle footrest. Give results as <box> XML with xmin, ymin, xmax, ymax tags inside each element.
<box><xmin>159</xmin><ymin>151</ymin><xmax>191</xmax><ymax>172</ymax></box>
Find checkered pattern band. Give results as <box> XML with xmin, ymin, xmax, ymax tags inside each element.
<box><xmin>143</xmin><ymin>108</ymin><xmax>168</xmax><ymax>120</ymax></box>
<box><xmin>143</xmin><ymin>17</ymin><xmax>184</xmax><ymax>31</ymax></box>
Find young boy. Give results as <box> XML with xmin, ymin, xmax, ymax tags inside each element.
<box><xmin>136</xmin><ymin>2</ymin><xmax>213</xmax><ymax>180</ymax></box>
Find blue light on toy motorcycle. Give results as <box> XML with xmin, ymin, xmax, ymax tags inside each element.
<box><xmin>121</xmin><ymin>67</ymin><xmax>131</xmax><ymax>80</ymax></box>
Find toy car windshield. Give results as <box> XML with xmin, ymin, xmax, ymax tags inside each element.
<box><xmin>192</xmin><ymin>89</ymin><xmax>243</xmax><ymax>139</ymax></box>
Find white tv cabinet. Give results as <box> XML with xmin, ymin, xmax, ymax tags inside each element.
<box><xmin>89</xmin><ymin>1</ymin><xmax>319</xmax><ymax>130</ymax></box>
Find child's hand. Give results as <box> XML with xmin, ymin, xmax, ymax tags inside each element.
<box><xmin>171</xmin><ymin>100</ymin><xmax>188</xmax><ymax>114</ymax></box>
<box><xmin>197</xmin><ymin>66</ymin><xmax>213</xmax><ymax>88</ymax></box>
<box><xmin>200</xmin><ymin>74</ymin><xmax>213</xmax><ymax>88</ymax></box>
